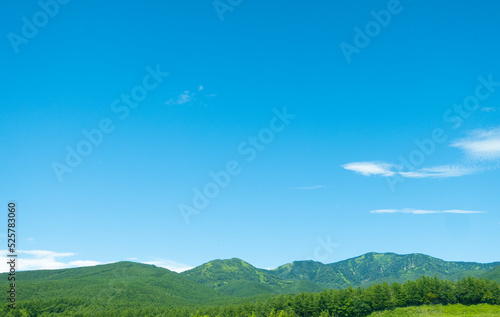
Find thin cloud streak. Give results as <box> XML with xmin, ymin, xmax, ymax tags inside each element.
<box><xmin>371</xmin><ymin>209</ymin><xmax>486</xmax><ymax>215</ymax></box>
<box><xmin>343</xmin><ymin>162</ymin><xmax>477</xmax><ymax>179</ymax></box>
<box><xmin>398</xmin><ymin>165</ymin><xmax>478</xmax><ymax>178</ymax></box>
<box><xmin>293</xmin><ymin>185</ymin><xmax>327</xmax><ymax>190</ymax></box>
<box><xmin>342</xmin><ymin>162</ymin><xmax>396</xmax><ymax>176</ymax></box>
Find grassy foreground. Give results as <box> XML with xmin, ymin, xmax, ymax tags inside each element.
<box><xmin>368</xmin><ymin>304</ymin><xmax>500</xmax><ymax>316</ymax></box>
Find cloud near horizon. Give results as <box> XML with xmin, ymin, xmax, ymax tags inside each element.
<box><xmin>0</xmin><ymin>250</ymin><xmax>193</xmax><ymax>273</ymax></box>
<box><xmin>143</xmin><ymin>259</ymin><xmax>194</xmax><ymax>273</ymax></box>
<box><xmin>0</xmin><ymin>250</ymin><xmax>103</xmax><ymax>272</ymax></box>
<box><xmin>370</xmin><ymin>209</ymin><xmax>486</xmax><ymax>215</ymax></box>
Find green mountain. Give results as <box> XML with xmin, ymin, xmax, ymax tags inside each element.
<box><xmin>328</xmin><ymin>252</ymin><xmax>500</xmax><ymax>287</ymax></box>
<box><xmin>270</xmin><ymin>260</ymin><xmax>347</xmax><ymax>287</ymax></box>
<box><xmin>271</xmin><ymin>252</ymin><xmax>499</xmax><ymax>288</ymax></box>
<box><xmin>0</xmin><ymin>261</ymin><xmax>233</xmax><ymax>307</ymax></box>
<box><xmin>181</xmin><ymin>253</ymin><xmax>499</xmax><ymax>296</ymax></box>
<box><xmin>2</xmin><ymin>252</ymin><xmax>498</xmax><ymax>311</ymax></box>
<box><xmin>484</xmin><ymin>265</ymin><xmax>500</xmax><ymax>283</ymax></box>
<box><xmin>180</xmin><ymin>258</ymin><xmax>324</xmax><ymax>297</ymax></box>
<box><xmin>179</xmin><ymin>253</ymin><xmax>499</xmax><ymax>297</ymax></box>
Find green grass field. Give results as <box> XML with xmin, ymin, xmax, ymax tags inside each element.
<box><xmin>368</xmin><ymin>304</ymin><xmax>500</xmax><ymax>316</ymax></box>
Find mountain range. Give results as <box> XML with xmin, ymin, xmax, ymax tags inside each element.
<box><xmin>180</xmin><ymin>252</ymin><xmax>500</xmax><ymax>297</ymax></box>
<box><xmin>3</xmin><ymin>252</ymin><xmax>498</xmax><ymax>306</ymax></box>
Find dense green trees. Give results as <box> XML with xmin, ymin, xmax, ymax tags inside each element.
<box><xmin>1</xmin><ymin>276</ymin><xmax>498</xmax><ymax>316</ymax></box>
<box><xmin>192</xmin><ymin>276</ymin><xmax>500</xmax><ymax>317</ymax></box>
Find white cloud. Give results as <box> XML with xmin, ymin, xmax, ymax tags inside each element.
<box><xmin>398</xmin><ymin>165</ymin><xmax>477</xmax><ymax>178</ymax></box>
<box><xmin>165</xmin><ymin>86</ymin><xmax>215</xmax><ymax>106</ymax></box>
<box><xmin>481</xmin><ymin>107</ymin><xmax>496</xmax><ymax>112</ymax></box>
<box><xmin>143</xmin><ymin>259</ymin><xmax>193</xmax><ymax>273</ymax></box>
<box><xmin>343</xmin><ymin>128</ymin><xmax>500</xmax><ymax>180</ymax></box>
<box><xmin>177</xmin><ymin>91</ymin><xmax>192</xmax><ymax>104</ymax></box>
<box><xmin>0</xmin><ymin>250</ymin><xmax>194</xmax><ymax>274</ymax></box>
<box><xmin>293</xmin><ymin>185</ymin><xmax>327</xmax><ymax>190</ymax></box>
<box><xmin>342</xmin><ymin>162</ymin><xmax>396</xmax><ymax>176</ymax></box>
<box><xmin>370</xmin><ymin>209</ymin><xmax>399</xmax><ymax>213</ymax></box>
<box><xmin>0</xmin><ymin>250</ymin><xmax>103</xmax><ymax>272</ymax></box>
<box><xmin>442</xmin><ymin>209</ymin><xmax>485</xmax><ymax>214</ymax></box>
<box><xmin>342</xmin><ymin>162</ymin><xmax>476</xmax><ymax>179</ymax></box>
<box><xmin>371</xmin><ymin>209</ymin><xmax>485</xmax><ymax>214</ymax></box>
<box><xmin>451</xmin><ymin>128</ymin><xmax>500</xmax><ymax>160</ymax></box>
<box><xmin>165</xmin><ymin>90</ymin><xmax>192</xmax><ymax>105</ymax></box>
<box><xmin>68</xmin><ymin>260</ymin><xmax>102</xmax><ymax>267</ymax></box>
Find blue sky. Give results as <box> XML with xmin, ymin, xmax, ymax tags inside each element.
<box><xmin>1</xmin><ymin>0</ymin><xmax>499</xmax><ymax>272</ymax></box>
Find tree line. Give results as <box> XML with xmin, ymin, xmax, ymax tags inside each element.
<box><xmin>192</xmin><ymin>276</ymin><xmax>500</xmax><ymax>317</ymax></box>
<box><xmin>2</xmin><ymin>276</ymin><xmax>499</xmax><ymax>316</ymax></box>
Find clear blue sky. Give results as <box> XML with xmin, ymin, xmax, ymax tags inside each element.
<box><xmin>1</xmin><ymin>0</ymin><xmax>499</xmax><ymax>272</ymax></box>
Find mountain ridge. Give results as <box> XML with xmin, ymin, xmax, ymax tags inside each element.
<box><xmin>484</xmin><ymin>265</ymin><xmax>500</xmax><ymax>283</ymax></box>
<box><xmin>0</xmin><ymin>260</ymin><xmax>234</xmax><ymax>307</ymax></box>
<box><xmin>179</xmin><ymin>252</ymin><xmax>499</xmax><ymax>296</ymax></box>
<box><xmin>3</xmin><ymin>252</ymin><xmax>498</xmax><ymax>300</ymax></box>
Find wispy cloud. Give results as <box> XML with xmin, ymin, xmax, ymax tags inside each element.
<box><xmin>0</xmin><ymin>250</ymin><xmax>103</xmax><ymax>272</ymax></box>
<box><xmin>370</xmin><ymin>209</ymin><xmax>486</xmax><ymax>214</ymax></box>
<box><xmin>343</xmin><ymin>162</ymin><xmax>476</xmax><ymax>179</ymax></box>
<box><xmin>166</xmin><ymin>90</ymin><xmax>192</xmax><ymax>105</ymax></box>
<box><xmin>165</xmin><ymin>85</ymin><xmax>214</xmax><ymax>106</ymax></box>
<box><xmin>69</xmin><ymin>260</ymin><xmax>103</xmax><ymax>267</ymax></box>
<box><xmin>481</xmin><ymin>107</ymin><xmax>497</xmax><ymax>112</ymax></box>
<box><xmin>293</xmin><ymin>185</ymin><xmax>327</xmax><ymax>190</ymax></box>
<box><xmin>451</xmin><ymin>128</ymin><xmax>500</xmax><ymax>160</ymax></box>
<box><xmin>0</xmin><ymin>250</ymin><xmax>193</xmax><ymax>274</ymax></box>
<box><xmin>343</xmin><ymin>128</ymin><xmax>500</xmax><ymax>179</ymax></box>
<box><xmin>143</xmin><ymin>259</ymin><xmax>193</xmax><ymax>273</ymax></box>
<box><xmin>342</xmin><ymin>162</ymin><xmax>396</xmax><ymax>176</ymax></box>
<box><xmin>398</xmin><ymin>165</ymin><xmax>478</xmax><ymax>178</ymax></box>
